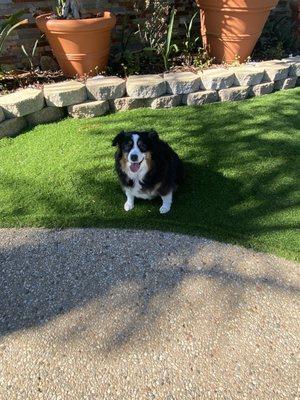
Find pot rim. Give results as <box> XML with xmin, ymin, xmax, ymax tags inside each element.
<box><xmin>196</xmin><ymin>0</ymin><xmax>279</xmax><ymax>11</ymax></box>
<box><xmin>35</xmin><ymin>11</ymin><xmax>116</xmax><ymax>32</ymax></box>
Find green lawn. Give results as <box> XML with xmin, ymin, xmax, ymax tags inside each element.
<box><xmin>0</xmin><ymin>89</ymin><xmax>299</xmax><ymax>261</ymax></box>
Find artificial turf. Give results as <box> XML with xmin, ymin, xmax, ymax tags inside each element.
<box><xmin>0</xmin><ymin>88</ymin><xmax>299</xmax><ymax>261</ymax></box>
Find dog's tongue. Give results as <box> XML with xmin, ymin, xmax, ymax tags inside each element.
<box><xmin>130</xmin><ymin>162</ymin><xmax>140</xmax><ymax>173</ymax></box>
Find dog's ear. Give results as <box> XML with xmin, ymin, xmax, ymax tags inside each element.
<box><xmin>112</xmin><ymin>130</ymin><xmax>125</xmax><ymax>146</ymax></box>
<box><xmin>148</xmin><ymin>129</ymin><xmax>159</xmax><ymax>141</ymax></box>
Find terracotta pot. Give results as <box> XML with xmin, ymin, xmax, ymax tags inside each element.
<box><xmin>196</xmin><ymin>0</ymin><xmax>279</xmax><ymax>63</ymax></box>
<box><xmin>36</xmin><ymin>12</ymin><xmax>116</xmax><ymax>77</ymax></box>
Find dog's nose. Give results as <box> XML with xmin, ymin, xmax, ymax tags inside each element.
<box><xmin>130</xmin><ymin>154</ymin><xmax>138</xmax><ymax>162</ymax></box>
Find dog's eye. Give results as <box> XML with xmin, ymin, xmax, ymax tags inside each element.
<box><xmin>123</xmin><ymin>140</ymin><xmax>133</xmax><ymax>151</ymax></box>
<box><xmin>138</xmin><ymin>141</ymin><xmax>147</xmax><ymax>152</ymax></box>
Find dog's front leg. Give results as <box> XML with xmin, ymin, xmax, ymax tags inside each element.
<box><xmin>124</xmin><ymin>188</ymin><xmax>135</xmax><ymax>211</ymax></box>
<box><xmin>159</xmin><ymin>192</ymin><xmax>173</xmax><ymax>214</ymax></box>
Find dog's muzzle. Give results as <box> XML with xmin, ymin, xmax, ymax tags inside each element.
<box><xmin>130</xmin><ymin>159</ymin><xmax>143</xmax><ymax>173</ymax></box>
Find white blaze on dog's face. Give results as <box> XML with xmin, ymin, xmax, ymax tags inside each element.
<box><xmin>112</xmin><ymin>130</ymin><xmax>157</xmax><ymax>175</ymax></box>
<box><xmin>128</xmin><ymin>134</ymin><xmax>145</xmax><ymax>173</ymax></box>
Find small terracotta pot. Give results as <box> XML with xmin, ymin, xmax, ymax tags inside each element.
<box><xmin>196</xmin><ymin>0</ymin><xmax>279</xmax><ymax>63</ymax></box>
<box><xmin>36</xmin><ymin>12</ymin><xmax>116</xmax><ymax>77</ymax></box>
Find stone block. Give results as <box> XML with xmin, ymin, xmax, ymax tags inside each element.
<box><xmin>126</xmin><ymin>75</ymin><xmax>166</xmax><ymax>98</ymax></box>
<box><xmin>26</xmin><ymin>106</ymin><xmax>66</xmax><ymax>126</ymax></box>
<box><xmin>0</xmin><ymin>117</ymin><xmax>27</xmax><ymax>139</ymax></box>
<box><xmin>198</xmin><ymin>69</ymin><xmax>235</xmax><ymax>90</ymax></box>
<box><xmin>86</xmin><ymin>76</ymin><xmax>126</xmax><ymax>100</ymax></box>
<box><xmin>280</xmin><ymin>57</ymin><xmax>300</xmax><ymax>77</ymax></box>
<box><xmin>182</xmin><ymin>90</ymin><xmax>219</xmax><ymax>106</ymax></box>
<box><xmin>274</xmin><ymin>77</ymin><xmax>297</xmax><ymax>91</ymax></box>
<box><xmin>233</xmin><ymin>66</ymin><xmax>264</xmax><ymax>86</ymax></box>
<box><xmin>150</xmin><ymin>95</ymin><xmax>182</xmax><ymax>109</ymax></box>
<box><xmin>43</xmin><ymin>81</ymin><xmax>87</xmax><ymax>107</ymax></box>
<box><xmin>249</xmin><ymin>82</ymin><xmax>274</xmax><ymax>97</ymax></box>
<box><xmin>164</xmin><ymin>72</ymin><xmax>201</xmax><ymax>95</ymax></box>
<box><xmin>0</xmin><ymin>106</ymin><xmax>4</xmax><ymax>122</ymax></box>
<box><xmin>68</xmin><ymin>100</ymin><xmax>109</xmax><ymax>118</ymax></box>
<box><xmin>218</xmin><ymin>86</ymin><xmax>250</xmax><ymax>102</ymax></box>
<box><xmin>111</xmin><ymin>97</ymin><xmax>148</xmax><ymax>112</ymax></box>
<box><xmin>261</xmin><ymin>61</ymin><xmax>290</xmax><ymax>82</ymax></box>
<box><xmin>0</xmin><ymin>88</ymin><xmax>44</xmax><ymax>118</ymax></box>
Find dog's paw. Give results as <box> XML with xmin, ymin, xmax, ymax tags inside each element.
<box><xmin>159</xmin><ymin>205</ymin><xmax>171</xmax><ymax>214</ymax></box>
<box><xmin>124</xmin><ymin>201</ymin><xmax>134</xmax><ymax>212</ymax></box>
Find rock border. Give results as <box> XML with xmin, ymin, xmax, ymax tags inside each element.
<box><xmin>0</xmin><ymin>57</ymin><xmax>299</xmax><ymax>139</ymax></box>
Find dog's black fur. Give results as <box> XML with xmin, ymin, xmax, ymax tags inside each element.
<box><xmin>112</xmin><ymin>130</ymin><xmax>184</xmax><ymax>197</ymax></box>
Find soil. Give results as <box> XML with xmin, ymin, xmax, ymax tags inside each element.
<box><xmin>0</xmin><ymin>70</ymin><xmax>66</xmax><ymax>94</ymax></box>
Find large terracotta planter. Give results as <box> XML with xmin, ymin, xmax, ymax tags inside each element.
<box><xmin>36</xmin><ymin>12</ymin><xmax>116</xmax><ymax>77</ymax></box>
<box><xmin>196</xmin><ymin>0</ymin><xmax>279</xmax><ymax>63</ymax></box>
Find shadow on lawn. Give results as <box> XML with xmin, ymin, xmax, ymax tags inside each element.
<box><xmin>0</xmin><ymin>91</ymin><xmax>299</xmax><ymax>346</ymax></box>
<box><xmin>0</xmin><ymin>91</ymin><xmax>299</xmax><ymax>248</ymax></box>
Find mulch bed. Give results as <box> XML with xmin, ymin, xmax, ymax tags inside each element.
<box><xmin>0</xmin><ymin>70</ymin><xmax>66</xmax><ymax>93</ymax></box>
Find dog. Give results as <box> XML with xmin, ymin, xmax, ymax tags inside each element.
<box><xmin>112</xmin><ymin>130</ymin><xmax>184</xmax><ymax>214</ymax></box>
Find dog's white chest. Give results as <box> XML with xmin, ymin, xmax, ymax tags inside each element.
<box><xmin>124</xmin><ymin>161</ymin><xmax>157</xmax><ymax>200</ymax></box>
<box><xmin>129</xmin><ymin>178</ymin><xmax>156</xmax><ymax>200</ymax></box>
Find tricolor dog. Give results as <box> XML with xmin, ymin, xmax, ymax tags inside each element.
<box><xmin>112</xmin><ymin>130</ymin><xmax>184</xmax><ymax>214</ymax></box>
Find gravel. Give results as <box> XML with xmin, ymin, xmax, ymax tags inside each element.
<box><xmin>0</xmin><ymin>228</ymin><xmax>299</xmax><ymax>400</ymax></box>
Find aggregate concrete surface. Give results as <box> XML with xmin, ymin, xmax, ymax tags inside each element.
<box><xmin>0</xmin><ymin>229</ymin><xmax>299</xmax><ymax>400</ymax></box>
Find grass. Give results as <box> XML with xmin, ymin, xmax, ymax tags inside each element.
<box><xmin>0</xmin><ymin>88</ymin><xmax>299</xmax><ymax>261</ymax></box>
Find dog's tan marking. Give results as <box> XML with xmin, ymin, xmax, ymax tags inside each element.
<box><xmin>145</xmin><ymin>151</ymin><xmax>152</xmax><ymax>171</ymax></box>
<box><xmin>120</xmin><ymin>153</ymin><xmax>128</xmax><ymax>173</ymax></box>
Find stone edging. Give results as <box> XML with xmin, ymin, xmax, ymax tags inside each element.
<box><xmin>0</xmin><ymin>57</ymin><xmax>299</xmax><ymax>139</ymax></box>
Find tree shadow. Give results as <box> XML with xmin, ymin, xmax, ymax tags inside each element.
<box><xmin>0</xmin><ymin>90</ymin><xmax>299</xmax><ymax>347</ymax></box>
<box><xmin>0</xmin><ymin>229</ymin><xmax>299</xmax><ymax>350</ymax></box>
<box><xmin>0</xmin><ymin>91</ymin><xmax>299</xmax><ymax>259</ymax></box>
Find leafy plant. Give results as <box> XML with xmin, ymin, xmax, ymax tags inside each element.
<box><xmin>134</xmin><ymin>0</ymin><xmax>171</xmax><ymax>54</ymax></box>
<box><xmin>21</xmin><ymin>35</ymin><xmax>44</xmax><ymax>70</ymax></box>
<box><xmin>134</xmin><ymin>1</ymin><xmax>178</xmax><ymax>69</ymax></box>
<box><xmin>173</xmin><ymin>11</ymin><xmax>200</xmax><ymax>67</ymax></box>
<box><xmin>252</xmin><ymin>14</ymin><xmax>297</xmax><ymax>60</ymax></box>
<box><xmin>0</xmin><ymin>11</ymin><xmax>28</xmax><ymax>58</ymax></box>
<box><xmin>183</xmin><ymin>12</ymin><xmax>199</xmax><ymax>56</ymax></box>
<box><xmin>162</xmin><ymin>8</ymin><xmax>178</xmax><ymax>70</ymax></box>
<box><xmin>193</xmin><ymin>47</ymin><xmax>214</xmax><ymax>70</ymax></box>
<box><xmin>56</xmin><ymin>0</ymin><xmax>82</xmax><ymax>19</ymax></box>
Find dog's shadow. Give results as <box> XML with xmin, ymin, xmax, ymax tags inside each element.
<box><xmin>74</xmin><ymin>160</ymin><xmax>243</xmax><ymax>233</ymax></box>
<box><xmin>0</xmin><ymin>156</ymin><xmax>243</xmax><ymax>238</ymax></box>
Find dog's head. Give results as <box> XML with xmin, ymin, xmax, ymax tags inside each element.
<box><xmin>112</xmin><ymin>130</ymin><xmax>159</xmax><ymax>173</ymax></box>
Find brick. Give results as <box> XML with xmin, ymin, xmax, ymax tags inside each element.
<box><xmin>218</xmin><ymin>86</ymin><xmax>250</xmax><ymax>102</ymax></box>
<box><xmin>249</xmin><ymin>83</ymin><xmax>274</xmax><ymax>97</ymax></box>
<box><xmin>199</xmin><ymin>69</ymin><xmax>235</xmax><ymax>90</ymax></box>
<box><xmin>274</xmin><ymin>77</ymin><xmax>297</xmax><ymax>90</ymax></box>
<box><xmin>26</xmin><ymin>106</ymin><xmax>66</xmax><ymax>126</ymax></box>
<box><xmin>43</xmin><ymin>81</ymin><xmax>87</xmax><ymax>107</ymax></box>
<box><xmin>126</xmin><ymin>75</ymin><xmax>166</xmax><ymax>98</ymax></box>
<box><xmin>111</xmin><ymin>97</ymin><xmax>148</xmax><ymax>112</ymax></box>
<box><xmin>0</xmin><ymin>88</ymin><xmax>44</xmax><ymax>119</ymax></box>
<box><xmin>164</xmin><ymin>72</ymin><xmax>201</xmax><ymax>95</ymax></box>
<box><xmin>150</xmin><ymin>95</ymin><xmax>182</xmax><ymax>109</ymax></box>
<box><xmin>68</xmin><ymin>100</ymin><xmax>109</xmax><ymax>118</ymax></box>
<box><xmin>0</xmin><ymin>117</ymin><xmax>27</xmax><ymax>139</ymax></box>
<box><xmin>86</xmin><ymin>76</ymin><xmax>126</xmax><ymax>100</ymax></box>
<box><xmin>182</xmin><ymin>90</ymin><xmax>219</xmax><ymax>106</ymax></box>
